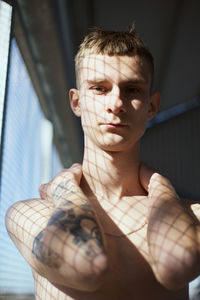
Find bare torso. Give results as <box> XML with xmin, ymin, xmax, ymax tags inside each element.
<box><xmin>33</xmin><ymin>232</ymin><xmax>188</xmax><ymax>300</ymax></box>
<box><xmin>33</xmin><ymin>194</ymin><xmax>189</xmax><ymax>300</ymax></box>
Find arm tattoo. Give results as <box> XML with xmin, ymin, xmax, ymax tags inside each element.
<box><xmin>80</xmin><ymin>203</ymin><xmax>95</xmax><ymax>214</ymax></box>
<box><xmin>32</xmin><ymin>230</ymin><xmax>61</xmax><ymax>268</ymax></box>
<box><xmin>32</xmin><ymin>204</ymin><xmax>103</xmax><ymax>267</ymax></box>
<box><xmin>58</xmin><ymin>199</ymin><xmax>73</xmax><ymax>207</ymax></box>
<box><xmin>47</xmin><ymin>207</ymin><xmax>102</xmax><ymax>248</ymax></box>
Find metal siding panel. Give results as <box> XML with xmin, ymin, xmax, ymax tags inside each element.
<box><xmin>141</xmin><ymin>107</ymin><xmax>200</xmax><ymax>201</ymax></box>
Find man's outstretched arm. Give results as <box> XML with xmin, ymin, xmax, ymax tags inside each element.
<box><xmin>140</xmin><ymin>163</ymin><xmax>200</xmax><ymax>290</ymax></box>
<box><xmin>6</xmin><ymin>165</ymin><xmax>107</xmax><ymax>292</ymax></box>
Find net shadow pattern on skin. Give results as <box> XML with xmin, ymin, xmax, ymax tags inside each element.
<box><xmin>6</xmin><ymin>55</ymin><xmax>200</xmax><ymax>300</ymax></box>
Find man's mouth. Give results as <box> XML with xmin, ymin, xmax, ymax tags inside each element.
<box><xmin>100</xmin><ymin>123</ymin><xmax>128</xmax><ymax>128</ymax></box>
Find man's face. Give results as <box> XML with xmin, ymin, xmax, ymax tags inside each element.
<box><xmin>71</xmin><ymin>54</ymin><xmax>159</xmax><ymax>152</ymax></box>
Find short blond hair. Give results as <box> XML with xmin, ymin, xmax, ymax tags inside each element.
<box><xmin>75</xmin><ymin>26</ymin><xmax>154</xmax><ymax>82</ymax></box>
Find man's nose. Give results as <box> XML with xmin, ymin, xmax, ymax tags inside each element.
<box><xmin>106</xmin><ymin>90</ymin><xmax>126</xmax><ymax>114</ymax></box>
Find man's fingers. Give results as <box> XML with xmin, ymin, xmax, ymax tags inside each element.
<box><xmin>149</xmin><ymin>173</ymin><xmax>178</xmax><ymax>199</ymax></box>
<box><xmin>39</xmin><ymin>183</ymin><xmax>52</xmax><ymax>201</ymax></box>
<box><xmin>39</xmin><ymin>164</ymin><xmax>82</xmax><ymax>201</ymax></box>
<box><xmin>139</xmin><ymin>162</ymin><xmax>156</xmax><ymax>192</ymax></box>
<box><xmin>69</xmin><ymin>163</ymin><xmax>82</xmax><ymax>184</ymax></box>
<box><xmin>140</xmin><ymin>162</ymin><xmax>178</xmax><ymax>199</ymax></box>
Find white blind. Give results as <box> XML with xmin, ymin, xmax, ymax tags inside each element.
<box><xmin>0</xmin><ymin>37</ymin><xmax>63</xmax><ymax>295</ymax></box>
<box><xmin>0</xmin><ymin>0</ymin><xmax>12</xmax><ymax>146</ymax></box>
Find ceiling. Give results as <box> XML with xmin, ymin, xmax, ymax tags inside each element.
<box><xmin>7</xmin><ymin>0</ymin><xmax>200</xmax><ymax>200</ymax></box>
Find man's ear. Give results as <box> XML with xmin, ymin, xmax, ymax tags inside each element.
<box><xmin>69</xmin><ymin>88</ymin><xmax>81</xmax><ymax>117</ymax></box>
<box><xmin>147</xmin><ymin>91</ymin><xmax>160</xmax><ymax>120</ymax></box>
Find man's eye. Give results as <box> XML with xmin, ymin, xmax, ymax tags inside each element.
<box><xmin>126</xmin><ymin>87</ymin><xmax>140</xmax><ymax>94</ymax></box>
<box><xmin>91</xmin><ymin>86</ymin><xmax>107</xmax><ymax>94</ymax></box>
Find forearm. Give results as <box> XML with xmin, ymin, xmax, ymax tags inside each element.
<box><xmin>32</xmin><ymin>190</ymin><xmax>107</xmax><ymax>291</ymax></box>
<box><xmin>147</xmin><ymin>175</ymin><xmax>200</xmax><ymax>289</ymax></box>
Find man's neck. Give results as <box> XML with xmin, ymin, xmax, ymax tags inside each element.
<box><xmin>81</xmin><ymin>141</ymin><xmax>146</xmax><ymax>202</ymax></box>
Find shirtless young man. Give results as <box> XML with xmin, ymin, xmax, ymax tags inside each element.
<box><xmin>6</xmin><ymin>27</ymin><xmax>200</xmax><ymax>300</ymax></box>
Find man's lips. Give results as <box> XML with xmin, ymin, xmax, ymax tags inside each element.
<box><xmin>100</xmin><ymin>123</ymin><xmax>128</xmax><ymax>127</ymax></box>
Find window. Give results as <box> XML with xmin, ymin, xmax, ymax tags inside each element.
<box><xmin>0</xmin><ymin>26</ymin><xmax>63</xmax><ymax>300</ymax></box>
<box><xmin>0</xmin><ymin>0</ymin><xmax>12</xmax><ymax>146</ymax></box>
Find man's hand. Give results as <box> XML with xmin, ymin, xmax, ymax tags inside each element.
<box><xmin>140</xmin><ymin>162</ymin><xmax>200</xmax><ymax>290</ymax></box>
<box><xmin>39</xmin><ymin>163</ymin><xmax>82</xmax><ymax>205</ymax></box>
